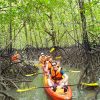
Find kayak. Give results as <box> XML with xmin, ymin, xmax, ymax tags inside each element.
<box><xmin>44</xmin><ymin>74</ymin><xmax>72</xmax><ymax>100</ymax></box>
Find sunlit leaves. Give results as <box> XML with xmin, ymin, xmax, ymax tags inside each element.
<box><xmin>0</xmin><ymin>1</ymin><xmax>7</xmax><ymax>8</ymax></box>
<box><xmin>0</xmin><ymin>0</ymin><xmax>99</xmax><ymax>48</ymax></box>
<box><xmin>7</xmin><ymin>0</ymin><xmax>17</xmax><ymax>2</ymax></box>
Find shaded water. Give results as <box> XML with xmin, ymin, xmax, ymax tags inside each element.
<box><xmin>5</xmin><ymin>66</ymin><xmax>100</xmax><ymax>100</ymax></box>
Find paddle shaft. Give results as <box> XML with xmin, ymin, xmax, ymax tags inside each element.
<box><xmin>17</xmin><ymin>82</ymin><xmax>99</xmax><ymax>92</ymax></box>
<box><xmin>25</xmin><ymin>70</ymin><xmax>80</xmax><ymax>76</ymax></box>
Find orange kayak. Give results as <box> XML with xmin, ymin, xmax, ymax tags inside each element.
<box><xmin>44</xmin><ymin>75</ymin><xmax>72</xmax><ymax>100</ymax></box>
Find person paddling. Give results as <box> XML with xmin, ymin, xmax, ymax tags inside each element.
<box><xmin>11</xmin><ymin>51</ymin><xmax>21</xmax><ymax>63</ymax></box>
<box><xmin>48</xmin><ymin>62</ymin><xmax>68</xmax><ymax>92</ymax></box>
<box><xmin>43</xmin><ymin>56</ymin><xmax>53</xmax><ymax>74</ymax></box>
<box><xmin>39</xmin><ymin>53</ymin><xmax>47</xmax><ymax>67</ymax></box>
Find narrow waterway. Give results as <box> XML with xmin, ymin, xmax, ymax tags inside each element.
<box><xmin>5</xmin><ymin>65</ymin><xmax>100</xmax><ymax>100</ymax></box>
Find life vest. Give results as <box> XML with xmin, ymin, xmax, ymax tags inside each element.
<box><xmin>47</xmin><ymin>61</ymin><xmax>52</xmax><ymax>70</ymax></box>
<box><xmin>50</xmin><ymin>67</ymin><xmax>63</xmax><ymax>81</ymax></box>
<box><xmin>11</xmin><ymin>54</ymin><xmax>20</xmax><ymax>62</ymax></box>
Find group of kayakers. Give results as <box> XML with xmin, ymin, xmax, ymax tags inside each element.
<box><xmin>11</xmin><ymin>51</ymin><xmax>68</xmax><ymax>93</ymax></box>
<box><xmin>39</xmin><ymin>52</ymin><xmax>68</xmax><ymax>93</ymax></box>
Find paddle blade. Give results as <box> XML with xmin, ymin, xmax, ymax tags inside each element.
<box><xmin>25</xmin><ymin>73</ymin><xmax>37</xmax><ymax>76</ymax></box>
<box><xmin>66</xmin><ymin>70</ymin><xmax>80</xmax><ymax>73</ymax></box>
<box><xmin>70</xmin><ymin>70</ymin><xmax>80</xmax><ymax>73</ymax></box>
<box><xmin>16</xmin><ymin>87</ymin><xmax>37</xmax><ymax>92</ymax></box>
<box><xmin>55</xmin><ymin>56</ymin><xmax>61</xmax><ymax>59</ymax></box>
<box><xmin>25</xmin><ymin>72</ymin><xmax>43</xmax><ymax>76</ymax></box>
<box><xmin>34</xmin><ymin>64</ymin><xmax>42</xmax><ymax>67</ymax></box>
<box><xmin>81</xmin><ymin>82</ymin><xmax>99</xmax><ymax>86</ymax></box>
<box><xmin>50</xmin><ymin>48</ymin><xmax>55</xmax><ymax>53</ymax></box>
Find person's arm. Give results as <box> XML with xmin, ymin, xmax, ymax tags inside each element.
<box><xmin>39</xmin><ymin>56</ymin><xmax>41</xmax><ymax>62</ymax></box>
<box><xmin>43</xmin><ymin>61</ymin><xmax>49</xmax><ymax>73</ymax></box>
<box><xmin>39</xmin><ymin>56</ymin><xmax>43</xmax><ymax>64</ymax></box>
<box><xmin>60</xmin><ymin>70</ymin><xmax>68</xmax><ymax>85</ymax></box>
<box><xmin>62</xmin><ymin>73</ymin><xmax>68</xmax><ymax>83</ymax></box>
<box><xmin>47</xmin><ymin>69</ymin><xmax>52</xmax><ymax>79</ymax></box>
<box><xmin>46</xmin><ymin>61</ymin><xmax>49</xmax><ymax>69</ymax></box>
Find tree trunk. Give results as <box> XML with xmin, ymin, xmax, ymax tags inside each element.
<box><xmin>77</xmin><ymin>0</ymin><xmax>97</xmax><ymax>89</ymax></box>
<box><xmin>9</xmin><ymin>1</ymin><xmax>12</xmax><ymax>54</ymax></box>
<box><xmin>13</xmin><ymin>27</ymin><xmax>16</xmax><ymax>48</ymax></box>
<box><xmin>29</xmin><ymin>27</ymin><xmax>33</xmax><ymax>46</ymax></box>
<box><xmin>24</xmin><ymin>22</ymin><xmax>28</xmax><ymax>45</ymax></box>
<box><xmin>45</xmin><ymin>13</ymin><xmax>56</xmax><ymax>47</ymax></box>
<box><xmin>39</xmin><ymin>31</ymin><xmax>43</xmax><ymax>48</ymax></box>
<box><xmin>68</xmin><ymin>0</ymin><xmax>77</xmax><ymax>45</ymax></box>
<box><xmin>34</xmin><ymin>31</ymin><xmax>38</xmax><ymax>49</ymax></box>
<box><xmin>78</xmin><ymin>0</ymin><xmax>91</xmax><ymax>51</ymax></box>
<box><xmin>88</xmin><ymin>0</ymin><xmax>95</xmax><ymax>28</ymax></box>
<box><xmin>50</xmin><ymin>13</ymin><xmax>56</xmax><ymax>46</ymax></box>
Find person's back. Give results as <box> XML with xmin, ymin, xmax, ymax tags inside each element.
<box><xmin>39</xmin><ymin>53</ymin><xmax>47</xmax><ymax>67</ymax></box>
<box><xmin>46</xmin><ymin>56</ymin><xmax>53</xmax><ymax>70</ymax></box>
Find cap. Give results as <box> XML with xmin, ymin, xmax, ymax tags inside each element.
<box><xmin>52</xmin><ymin>62</ymin><xmax>57</xmax><ymax>66</ymax></box>
<box><xmin>41</xmin><ymin>52</ymin><xmax>44</xmax><ymax>55</ymax></box>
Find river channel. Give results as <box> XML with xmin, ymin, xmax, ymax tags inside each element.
<box><xmin>5</xmin><ymin>64</ymin><xmax>100</xmax><ymax>100</ymax></box>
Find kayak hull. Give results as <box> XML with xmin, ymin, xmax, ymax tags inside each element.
<box><xmin>44</xmin><ymin>75</ymin><xmax>72</xmax><ymax>100</ymax></box>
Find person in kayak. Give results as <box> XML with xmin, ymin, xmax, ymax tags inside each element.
<box><xmin>48</xmin><ymin>62</ymin><xmax>68</xmax><ymax>92</ymax></box>
<box><xmin>11</xmin><ymin>51</ymin><xmax>21</xmax><ymax>63</ymax></box>
<box><xmin>39</xmin><ymin>52</ymin><xmax>47</xmax><ymax>67</ymax></box>
<box><xmin>43</xmin><ymin>55</ymin><xmax>53</xmax><ymax>74</ymax></box>
<box><xmin>44</xmin><ymin>57</ymin><xmax>61</xmax><ymax>74</ymax></box>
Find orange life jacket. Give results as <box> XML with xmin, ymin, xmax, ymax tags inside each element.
<box><xmin>39</xmin><ymin>56</ymin><xmax>46</xmax><ymax>66</ymax></box>
<box><xmin>11</xmin><ymin>54</ymin><xmax>20</xmax><ymax>62</ymax></box>
<box><xmin>50</xmin><ymin>67</ymin><xmax>63</xmax><ymax>81</ymax></box>
<box><xmin>47</xmin><ymin>61</ymin><xmax>52</xmax><ymax>70</ymax></box>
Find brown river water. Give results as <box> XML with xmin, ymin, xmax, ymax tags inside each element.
<box><xmin>5</xmin><ymin>63</ymin><xmax>100</xmax><ymax>100</ymax></box>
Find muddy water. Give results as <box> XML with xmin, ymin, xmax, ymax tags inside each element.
<box><xmin>6</xmin><ymin>66</ymin><xmax>100</xmax><ymax>100</ymax></box>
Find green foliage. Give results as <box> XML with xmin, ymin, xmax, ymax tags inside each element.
<box><xmin>0</xmin><ymin>0</ymin><xmax>99</xmax><ymax>48</ymax></box>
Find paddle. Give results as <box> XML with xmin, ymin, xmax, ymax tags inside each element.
<box><xmin>25</xmin><ymin>72</ymin><xmax>43</xmax><ymax>76</ymax></box>
<box><xmin>50</xmin><ymin>47</ymin><xmax>55</xmax><ymax>53</ymax></box>
<box><xmin>25</xmin><ymin>70</ymin><xmax>80</xmax><ymax>76</ymax></box>
<box><xmin>55</xmin><ymin>56</ymin><xmax>61</xmax><ymax>60</ymax></box>
<box><xmin>16</xmin><ymin>82</ymin><xmax>99</xmax><ymax>92</ymax></box>
<box><xmin>49</xmin><ymin>47</ymin><xmax>61</xmax><ymax>59</ymax></box>
<box><xmin>34</xmin><ymin>63</ymin><xmax>42</xmax><ymax>67</ymax></box>
<box><xmin>81</xmin><ymin>82</ymin><xmax>99</xmax><ymax>86</ymax></box>
<box><xmin>16</xmin><ymin>86</ymin><xmax>54</xmax><ymax>92</ymax></box>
